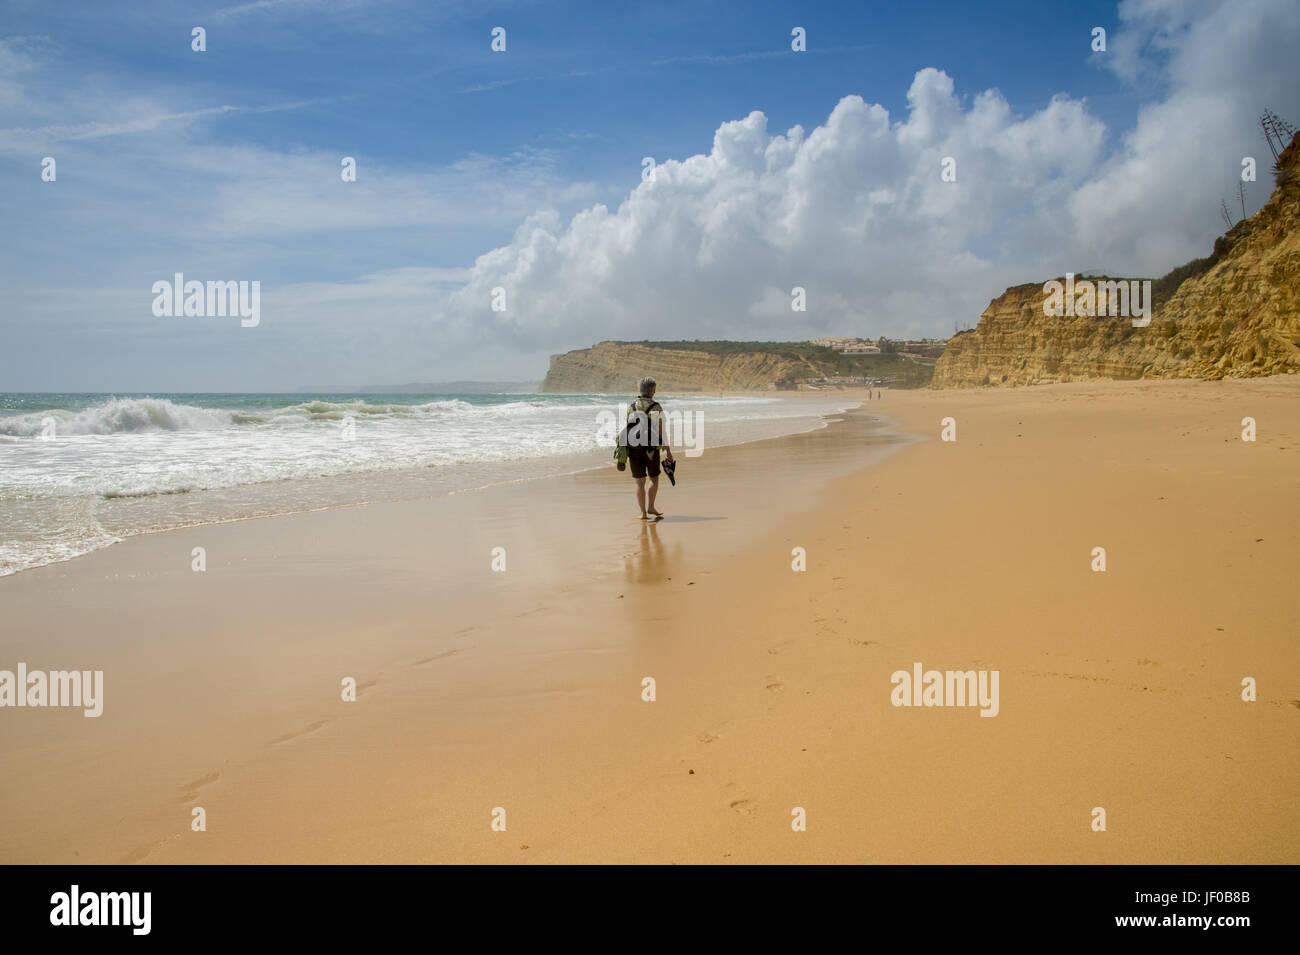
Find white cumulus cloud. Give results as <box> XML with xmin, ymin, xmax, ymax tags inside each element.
<box><xmin>441</xmin><ymin>0</ymin><xmax>1300</xmax><ymax>352</ymax></box>
<box><xmin>443</xmin><ymin>68</ymin><xmax>1108</xmax><ymax>349</ymax></box>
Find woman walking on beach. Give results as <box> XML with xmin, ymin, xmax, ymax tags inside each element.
<box><xmin>625</xmin><ymin>376</ymin><xmax>674</xmax><ymax>521</ymax></box>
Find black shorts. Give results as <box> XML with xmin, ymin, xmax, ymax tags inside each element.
<box><xmin>627</xmin><ymin>446</ymin><xmax>661</xmax><ymax>479</ymax></box>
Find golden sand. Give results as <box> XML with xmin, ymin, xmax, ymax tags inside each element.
<box><xmin>1</xmin><ymin>379</ymin><xmax>1297</xmax><ymax>863</ymax></box>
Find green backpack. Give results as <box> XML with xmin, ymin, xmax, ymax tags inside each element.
<box><xmin>614</xmin><ymin>397</ymin><xmax>663</xmax><ymax>469</ymax></box>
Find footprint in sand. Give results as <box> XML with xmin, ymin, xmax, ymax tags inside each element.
<box><xmin>175</xmin><ymin>771</ymin><xmax>220</xmax><ymax>803</ymax></box>
<box><xmin>269</xmin><ymin>720</ymin><xmax>329</xmax><ymax>745</ymax></box>
<box><xmin>729</xmin><ymin>799</ymin><xmax>757</xmax><ymax>816</ymax></box>
<box><xmin>410</xmin><ymin>649</ymin><xmax>462</xmax><ymax>667</ymax></box>
<box><xmin>124</xmin><ymin>845</ymin><xmax>153</xmax><ymax>864</ymax></box>
<box><xmin>764</xmin><ymin>681</ymin><xmax>785</xmax><ymax>692</ymax></box>
<box><xmin>124</xmin><ymin>832</ymin><xmax>180</xmax><ymax>864</ymax></box>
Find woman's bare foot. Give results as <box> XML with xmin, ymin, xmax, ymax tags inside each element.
<box><xmin>648</xmin><ymin>508</ymin><xmax>664</xmax><ymax>518</ymax></box>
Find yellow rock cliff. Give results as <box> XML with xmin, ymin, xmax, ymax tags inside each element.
<box><xmin>542</xmin><ymin>342</ymin><xmax>804</xmax><ymax>393</ymax></box>
<box><xmin>933</xmin><ymin>132</ymin><xmax>1300</xmax><ymax>388</ymax></box>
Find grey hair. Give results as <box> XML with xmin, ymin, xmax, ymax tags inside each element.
<box><xmin>637</xmin><ymin>376</ymin><xmax>657</xmax><ymax>397</ymax></box>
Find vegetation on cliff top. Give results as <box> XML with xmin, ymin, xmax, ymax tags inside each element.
<box><xmin>1154</xmin><ymin>115</ymin><xmax>1295</xmax><ymax>310</ymax></box>
<box><xmin>610</xmin><ymin>339</ymin><xmax>836</xmax><ymax>359</ymax></box>
<box><xmin>606</xmin><ymin>340</ymin><xmax>934</xmax><ymax>387</ymax></box>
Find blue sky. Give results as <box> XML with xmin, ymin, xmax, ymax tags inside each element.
<box><xmin>2</xmin><ymin>0</ymin><xmax>1297</xmax><ymax>389</ymax></box>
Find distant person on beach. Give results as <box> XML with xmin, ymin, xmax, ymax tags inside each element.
<box><xmin>625</xmin><ymin>376</ymin><xmax>674</xmax><ymax>521</ymax></box>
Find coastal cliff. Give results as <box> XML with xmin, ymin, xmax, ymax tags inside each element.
<box><xmin>542</xmin><ymin>342</ymin><xmax>799</xmax><ymax>393</ymax></box>
<box><xmin>541</xmin><ymin>340</ymin><xmax>934</xmax><ymax>392</ymax></box>
<box><xmin>933</xmin><ymin>132</ymin><xmax>1300</xmax><ymax>388</ymax></box>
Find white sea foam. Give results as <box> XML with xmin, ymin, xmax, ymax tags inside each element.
<box><xmin>0</xmin><ymin>392</ymin><xmax>858</xmax><ymax>575</ymax></box>
<box><xmin>0</xmin><ymin>397</ymin><xmax>233</xmax><ymax>436</ymax></box>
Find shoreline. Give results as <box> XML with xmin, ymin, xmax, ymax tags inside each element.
<box><xmin>2</xmin><ymin>379</ymin><xmax>1297</xmax><ymax>863</ymax></box>
<box><xmin>0</xmin><ymin>392</ymin><xmax>909</xmax><ymax>863</ymax></box>
<box><xmin>0</xmin><ymin>390</ymin><xmax>868</xmax><ymax>579</ymax></box>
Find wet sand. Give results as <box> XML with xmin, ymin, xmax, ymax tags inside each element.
<box><xmin>1</xmin><ymin>380</ymin><xmax>1297</xmax><ymax>863</ymax></box>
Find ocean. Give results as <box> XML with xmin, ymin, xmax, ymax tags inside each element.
<box><xmin>0</xmin><ymin>391</ymin><xmax>860</xmax><ymax>576</ymax></box>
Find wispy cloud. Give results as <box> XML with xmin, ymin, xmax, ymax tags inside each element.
<box><xmin>459</xmin><ymin>78</ymin><xmax>521</xmax><ymax>94</ymax></box>
<box><xmin>651</xmin><ymin>43</ymin><xmax>874</xmax><ymax>67</ymax></box>
<box><xmin>0</xmin><ymin>34</ymin><xmax>56</xmax><ymax>109</ymax></box>
<box><xmin>0</xmin><ymin>99</ymin><xmax>325</xmax><ymax>151</ymax></box>
<box><xmin>209</xmin><ymin>0</ymin><xmax>388</xmax><ymax>22</ymax></box>
<box><xmin>458</xmin><ymin>70</ymin><xmax>594</xmax><ymax>95</ymax></box>
<box><xmin>0</xmin><ymin>34</ymin><xmax>55</xmax><ymax>72</ymax></box>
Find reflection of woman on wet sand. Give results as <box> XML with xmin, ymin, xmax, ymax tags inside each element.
<box><xmin>626</xmin><ymin>520</ymin><xmax>667</xmax><ymax>585</ymax></box>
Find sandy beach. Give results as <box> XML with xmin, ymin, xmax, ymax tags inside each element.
<box><xmin>2</xmin><ymin>379</ymin><xmax>1297</xmax><ymax>864</ymax></box>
